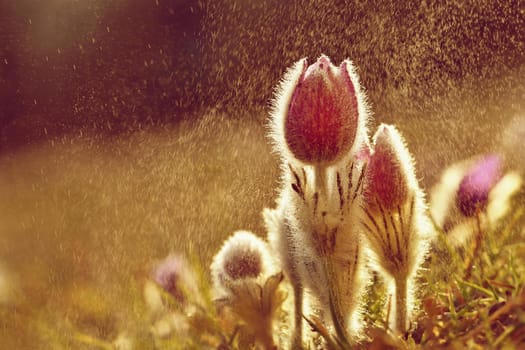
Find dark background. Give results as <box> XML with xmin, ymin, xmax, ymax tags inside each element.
<box><xmin>1</xmin><ymin>0</ymin><xmax>524</xmax><ymax>158</ymax></box>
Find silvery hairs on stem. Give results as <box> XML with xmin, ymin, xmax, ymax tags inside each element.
<box><xmin>266</xmin><ymin>55</ymin><xmax>371</xmax><ymax>345</ymax></box>
<box><xmin>361</xmin><ymin>124</ymin><xmax>434</xmax><ymax>334</ymax></box>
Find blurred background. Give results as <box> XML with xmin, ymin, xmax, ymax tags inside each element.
<box><xmin>0</xmin><ymin>0</ymin><xmax>524</xmax><ymax>348</ymax></box>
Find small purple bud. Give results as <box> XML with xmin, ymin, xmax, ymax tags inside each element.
<box><xmin>284</xmin><ymin>55</ymin><xmax>360</xmax><ymax>165</ymax></box>
<box><xmin>152</xmin><ymin>255</ymin><xmax>187</xmax><ymax>302</ymax></box>
<box><xmin>457</xmin><ymin>154</ymin><xmax>503</xmax><ymax>217</ymax></box>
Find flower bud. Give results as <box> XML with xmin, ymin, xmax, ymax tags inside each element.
<box><xmin>456</xmin><ymin>154</ymin><xmax>503</xmax><ymax>217</ymax></box>
<box><xmin>365</xmin><ymin>124</ymin><xmax>410</xmax><ymax>211</ymax></box>
<box><xmin>361</xmin><ymin>124</ymin><xmax>433</xmax><ymax>334</ymax></box>
<box><xmin>271</xmin><ymin>55</ymin><xmax>368</xmax><ymax>166</ymax></box>
<box><xmin>211</xmin><ymin>231</ymin><xmax>275</xmax><ymax>291</ymax></box>
<box><xmin>224</xmin><ymin>246</ymin><xmax>262</xmax><ymax>280</ymax></box>
<box><xmin>210</xmin><ymin>231</ymin><xmax>282</xmax><ymax>349</ymax></box>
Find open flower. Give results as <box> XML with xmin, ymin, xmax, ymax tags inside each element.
<box><xmin>456</xmin><ymin>155</ymin><xmax>503</xmax><ymax>217</ymax></box>
<box><xmin>270</xmin><ymin>55</ymin><xmax>369</xmax><ymax>166</ymax></box>
<box><xmin>362</xmin><ymin>124</ymin><xmax>433</xmax><ymax>334</ymax></box>
<box><xmin>430</xmin><ymin>154</ymin><xmax>522</xmax><ymax>247</ymax></box>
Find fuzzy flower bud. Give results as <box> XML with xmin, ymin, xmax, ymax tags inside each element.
<box><xmin>211</xmin><ymin>231</ymin><xmax>283</xmax><ymax>349</ymax></box>
<box><xmin>267</xmin><ymin>56</ymin><xmax>371</xmax><ymax>344</ymax></box>
<box><xmin>270</xmin><ymin>55</ymin><xmax>369</xmax><ymax>166</ymax></box>
<box><xmin>285</xmin><ymin>56</ymin><xmax>358</xmax><ymax>164</ymax></box>
<box><xmin>456</xmin><ymin>154</ymin><xmax>503</xmax><ymax>217</ymax></box>
<box><xmin>211</xmin><ymin>231</ymin><xmax>275</xmax><ymax>291</ymax></box>
<box><xmin>365</xmin><ymin>125</ymin><xmax>409</xmax><ymax>211</ymax></box>
<box><xmin>362</xmin><ymin>124</ymin><xmax>433</xmax><ymax>334</ymax></box>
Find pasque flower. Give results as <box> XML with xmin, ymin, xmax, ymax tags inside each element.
<box><xmin>284</xmin><ymin>56</ymin><xmax>358</xmax><ymax>165</ymax></box>
<box><xmin>211</xmin><ymin>231</ymin><xmax>276</xmax><ymax>291</ymax></box>
<box><xmin>268</xmin><ymin>55</ymin><xmax>370</xmax><ymax>346</ymax></box>
<box><xmin>362</xmin><ymin>124</ymin><xmax>433</xmax><ymax>334</ymax></box>
<box><xmin>145</xmin><ymin>254</ymin><xmax>202</xmax><ymax>315</ymax></box>
<box><xmin>270</xmin><ymin>54</ymin><xmax>369</xmax><ymax>166</ymax></box>
<box><xmin>211</xmin><ymin>231</ymin><xmax>284</xmax><ymax>350</ymax></box>
<box><xmin>430</xmin><ymin>154</ymin><xmax>522</xmax><ymax>248</ymax></box>
<box><xmin>456</xmin><ymin>154</ymin><xmax>503</xmax><ymax>217</ymax></box>
<box><xmin>151</xmin><ymin>255</ymin><xmax>190</xmax><ymax>302</ymax></box>
<box><xmin>429</xmin><ymin>155</ymin><xmax>522</xmax><ymax>284</ymax></box>
<box><xmin>144</xmin><ymin>254</ymin><xmax>203</xmax><ymax>339</ymax></box>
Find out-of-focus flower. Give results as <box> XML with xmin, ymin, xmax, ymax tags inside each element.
<box><xmin>430</xmin><ymin>154</ymin><xmax>522</xmax><ymax>247</ymax></box>
<box><xmin>144</xmin><ymin>254</ymin><xmax>200</xmax><ymax>315</ymax></box>
<box><xmin>211</xmin><ymin>231</ymin><xmax>283</xmax><ymax>349</ymax></box>
<box><xmin>151</xmin><ymin>255</ymin><xmax>188</xmax><ymax>302</ymax></box>
<box><xmin>456</xmin><ymin>155</ymin><xmax>503</xmax><ymax>217</ymax></box>
<box><xmin>270</xmin><ymin>55</ymin><xmax>369</xmax><ymax>166</ymax></box>
<box><xmin>211</xmin><ymin>230</ymin><xmax>277</xmax><ymax>292</ymax></box>
<box><xmin>362</xmin><ymin>124</ymin><xmax>434</xmax><ymax>334</ymax></box>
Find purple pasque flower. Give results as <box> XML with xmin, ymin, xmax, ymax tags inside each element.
<box><xmin>364</xmin><ymin>124</ymin><xmax>409</xmax><ymax>211</ymax></box>
<box><xmin>283</xmin><ymin>55</ymin><xmax>360</xmax><ymax>165</ymax></box>
<box><xmin>456</xmin><ymin>154</ymin><xmax>503</xmax><ymax>217</ymax></box>
<box><xmin>361</xmin><ymin>124</ymin><xmax>433</xmax><ymax>334</ymax></box>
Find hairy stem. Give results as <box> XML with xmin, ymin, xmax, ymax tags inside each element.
<box><xmin>314</xmin><ymin>165</ymin><xmax>328</xmax><ymax>199</ymax></box>
<box><xmin>325</xmin><ymin>259</ymin><xmax>352</xmax><ymax>347</ymax></box>
<box><xmin>394</xmin><ymin>275</ymin><xmax>408</xmax><ymax>335</ymax></box>
<box><xmin>292</xmin><ymin>283</ymin><xmax>304</xmax><ymax>349</ymax></box>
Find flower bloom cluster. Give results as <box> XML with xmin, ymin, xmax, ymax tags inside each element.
<box><xmin>211</xmin><ymin>55</ymin><xmax>437</xmax><ymax>348</ymax></box>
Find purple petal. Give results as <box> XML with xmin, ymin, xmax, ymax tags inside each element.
<box><xmin>457</xmin><ymin>154</ymin><xmax>503</xmax><ymax>217</ymax></box>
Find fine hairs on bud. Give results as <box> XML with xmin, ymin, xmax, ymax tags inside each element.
<box><xmin>362</xmin><ymin>124</ymin><xmax>433</xmax><ymax>334</ymax></box>
<box><xmin>264</xmin><ymin>200</ymin><xmax>317</xmax><ymax>348</ymax></box>
<box><xmin>267</xmin><ymin>55</ymin><xmax>371</xmax><ymax>346</ymax></box>
<box><xmin>211</xmin><ymin>230</ymin><xmax>276</xmax><ymax>293</ymax></box>
<box><xmin>211</xmin><ymin>230</ymin><xmax>284</xmax><ymax>349</ymax></box>
<box><xmin>269</xmin><ymin>55</ymin><xmax>370</xmax><ymax>167</ymax></box>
